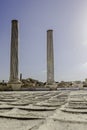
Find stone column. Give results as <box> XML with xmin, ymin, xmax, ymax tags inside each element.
<box><xmin>47</xmin><ymin>30</ymin><xmax>54</xmax><ymax>84</ymax></box>
<box><xmin>8</xmin><ymin>20</ymin><xmax>21</xmax><ymax>90</ymax></box>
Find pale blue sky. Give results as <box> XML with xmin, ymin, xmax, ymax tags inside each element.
<box><xmin>0</xmin><ymin>0</ymin><xmax>87</xmax><ymax>82</ymax></box>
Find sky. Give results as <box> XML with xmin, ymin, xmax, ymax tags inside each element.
<box><xmin>0</xmin><ymin>0</ymin><xmax>87</xmax><ymax>82</ymax></box>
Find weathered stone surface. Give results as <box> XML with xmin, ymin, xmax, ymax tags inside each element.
<box><xmin>10</xmin><ymin>20</ymin><xmax>19</xmax><ymax>82</ymax></box>
<box><xmin>57</xmin><ymin>81</ymin><xmax>72</xmax><ymax>88</ymax></box>
<box><xmin>47</xmin><ymin>30</ymin><xmax>54</xmax><ymax>84</ymax></box>
<box><xmin>61</xmin><ymin>91</ymin><xmax>87</xmax><ymax>111</ymax></box>
<box><xmin>0</xmin><ymin>91</ymin><xmax>69</xmax><ymax>122</ymax></box>
<box><xmin>8</xmin><ymin>20</ymin><xmax>21</xmax><ymax>90</ymax></box>
<box><xmin>0</xmin><ymin>90</ymin><xmax>87</xmax><ymax>129</ymax></box>
<box><xmin>48</xmin><ymin>91</ymin><xmax>87</xmax><ymax>130</ymax></box>
<box><xmin>21</xmin><ymin>78</ymin><xmax>44</xmax><ymax>88</ymax></box>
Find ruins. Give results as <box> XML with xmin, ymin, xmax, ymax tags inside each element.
<box><xmin>47</xmin><ymin>30</ymin><xmax>54</xmax><ymax>84</ymax></box>
<box><xmin>0</xmin><ymin>20</ymin><xmax>87</xmax><ymax>130</ymax></box>
<box><xmin>8</xmin><ymin>20</ymin><xmax>21</xmax><ymax>90</ymax></box>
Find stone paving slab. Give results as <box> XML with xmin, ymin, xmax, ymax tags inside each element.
<box><xmin>0</xmin><ymin>118</ymin><xmax>44</xmax><ymax>130</ymax></box>
<box><xmin>0</xmin><ymin>108</ymin><xmax>46</xmax><ymax>119</ymax></box>
<box><xmin>30</xmin><ymin>90</ymin><xmax>87</xmax><ymax>130</ymax></box>
<box><xmin>0</xmin><ymin>91</ymin><xmax>69</xmax><ymax>130</ymax></box>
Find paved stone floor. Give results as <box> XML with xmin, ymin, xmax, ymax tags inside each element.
<box><xmin>0</xmin><ymin>91</ymin><xmax>69</xmax><ymax>130</ymax></box>
<box><xmin>1</xmin><ymin>90</ymin><xmax>87</xmax><ymax>130</ymax></box>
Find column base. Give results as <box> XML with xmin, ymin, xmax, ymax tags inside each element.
<box><xmin>7</xmin><ymin>80</ymin><xmax>22</xmax><ymax>90</ymax></box>
<box><xmin>45</xmin><ymin>82</ymin><xmax>57</xmax><ymax>90</ymax></box>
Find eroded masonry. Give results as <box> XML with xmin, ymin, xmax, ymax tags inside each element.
<box><xmin>8</xmin><ymin>20</ymin><xmax>21</xmax><ymax>90</ymax></box>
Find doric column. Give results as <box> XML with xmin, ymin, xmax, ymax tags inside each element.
<box><xmin>47</xmin><ymin>30</ymin><xmax>54</xmax><ymax>84</ymax></box>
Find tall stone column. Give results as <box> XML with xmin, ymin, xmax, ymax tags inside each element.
<box><xmin>47</xmin><ymin>30</ymin><xmax>54</xmax><ymax>84</ymax></box>
<box><xmin>8</xmin><ymin>20</ymin><xmax>21</xmax><ymax>90</ymax></box>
